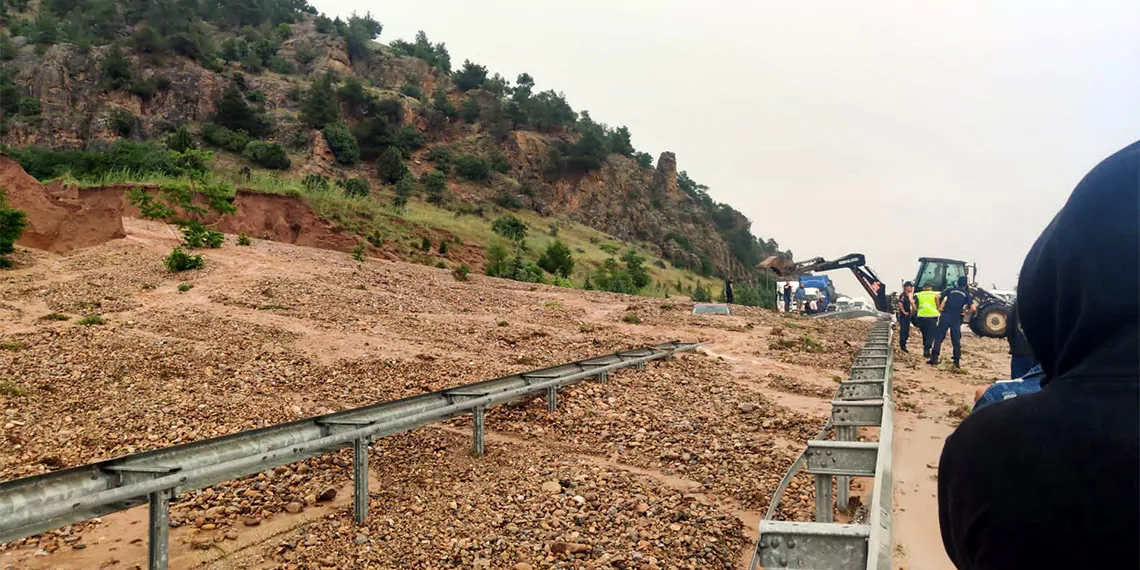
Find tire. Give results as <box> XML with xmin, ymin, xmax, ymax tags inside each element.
<box><xmin>972</xmin><ymin>302</ymin><xmax>1009</xmax><ymax>338</ymax></box>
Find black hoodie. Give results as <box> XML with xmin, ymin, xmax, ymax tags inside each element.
<box><xmin>1005</xmin><ymin>303</ymin><xmax>1034</xmax><ymax>358</ymax></box>
<box><xmin>938</xmin><ymin>141</ymin><xmax>1140</xmax><ymax>569</ymax></box>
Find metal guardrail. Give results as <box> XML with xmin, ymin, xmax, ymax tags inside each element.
<box><xmin>0</xmin><ymin>342</ymin><xmax>701</xmax><ymax>569</ymax></box>
<box><xmin>749</xmin><ymin>320</ymin><xmax>894</xmax><ymax>570</ymax></box>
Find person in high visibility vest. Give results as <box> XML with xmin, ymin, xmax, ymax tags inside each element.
<box><xmin>913</xmin><ymin>283</ymin><xmax>941</xmax><ymax>357</ymax></box>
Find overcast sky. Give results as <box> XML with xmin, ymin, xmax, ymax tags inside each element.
<box><xmin>315</xmin><ymin>0</ymin><xmax>1140</xmax><ymax>296</ymax></box>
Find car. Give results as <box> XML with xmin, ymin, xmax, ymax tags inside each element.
<box><xmin>692</xmin><ymin>303</ymin><xmax>732</xmax><ymax>315</ymax></box>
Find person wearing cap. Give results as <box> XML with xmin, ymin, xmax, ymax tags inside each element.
<box><xmin>896</xmin><ymin>281</ymin><xmax>915</xmax><ymax>352</ymax></box>
<box><xmin>928</xmin><ymin>275</ymin><xmax>976</xmax><ymax>368</ymax></box>
<box><xmin>913</xmin><ymin>283</ymin><xmax>941</xmax><ymax>357</ymax></box>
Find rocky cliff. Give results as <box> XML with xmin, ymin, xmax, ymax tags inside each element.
<box><xmin>0</xmin><ymin>2</ymin><xmax>780</xmax><ymax>279</ymax></box>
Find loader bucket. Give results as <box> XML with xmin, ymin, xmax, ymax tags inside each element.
<box><xmin>759</xmin><ymin>256</ymin><xmax>793</xmax><ymax>277</ymax></box>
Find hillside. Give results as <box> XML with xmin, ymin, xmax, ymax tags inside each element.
<box><xmin>0</xmin><ymin>0</ymin><xmax>786</xmax><ymax>296</ymax></box>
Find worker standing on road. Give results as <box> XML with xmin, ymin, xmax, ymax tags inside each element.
<box><xmin>914</xmin><ymin>283</ymin><xmax>941</xmax><ymax>357</ymax></box>
<box><xmin>783</xmin><ymin>283</ymin><xmax>793</xmax><ymax>312</ymax></box>
<box><xmin>794</xmin><ymin>282</ymin><xmax>806</xmax><ymax>314</ymax></box>
<box><xmin>724</xmin><ymin>277</ymin><xmax>734</xmax><ymax>304</ymax></box>
<box><xmin>896</xmin><ymin>281</ymin><xmax>915</xmax><ymax>352</ymax></box>
<box><xmin>927</xmin><ymin>276</ymin><xmax>976</xmax><ymax>368</ymax></box>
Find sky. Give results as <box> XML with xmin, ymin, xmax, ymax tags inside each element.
<box><xmin>314</xmin><ymin>0</ymin><xmax>1140</xmax><ymax>296</ymax></box>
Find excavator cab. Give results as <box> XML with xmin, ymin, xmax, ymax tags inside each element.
<box><xmin>913</xmin><ymin>257</ymin><xmax>1011</xmax><ymax>338</ymax></box>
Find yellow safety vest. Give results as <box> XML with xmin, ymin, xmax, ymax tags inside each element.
<box><xmin>915</xmin><ymin>290</ymin><xmax>940</xmax><ymax>317</ymax></box>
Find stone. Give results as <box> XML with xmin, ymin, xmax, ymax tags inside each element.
<box><xmin>285</xmin><ymin>502</ymin><xmax>303</xmax><ymax>514</ymax></box>
<box><xmin>738</xmin><ymin>403</ymin><xmax>755</xmax><ymax>413</ymax></box>
<box><xmin>317</xmin><ymin>487</ymin><xmax>337</xmax><ymax>502</ymax></box>
<box><xmin>541</xmin><ymin>481</ymin><xmax>562</xmax><ymax>494</ymax></box>
<box><xmin>551</xmin><ymin>542</ymin><xmax>591</xmax><ymax>555</ymax></box>
<box><xmin>513</xmin><ymin>564</ymin><xmax>534</xmax><ymax>570</ymax></box>
<box><xmin>224</xmin><ymin>530</ymin><xmax>239</xmax><ymax>540</ymax></box>
<box><xmin>242</xmin><ymin>517</ymin><xmax>261</xmax><ymax>527</ymax></box>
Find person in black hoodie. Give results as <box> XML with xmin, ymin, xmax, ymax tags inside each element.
<box><xmin>937</xmin><ymin>141</ymin><xmax>1139</xmax><ymax>569</ymax></box>
<box><xmin>1005</xmin><ymin>302</ymin><xmax>1038</xmax><ymax>379</ymax></box>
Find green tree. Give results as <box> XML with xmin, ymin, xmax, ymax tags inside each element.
<box><xmin>459</xmin><ymin>97</ymin><xmax>480</xmax><ymax>123</ymax></box>
<box><xmin>0</xmin><ymin>192</ymin><xmax>27</xmax><ymax>269</ymax></box>
<box><xmin>392</xmin><ymin>176</ymin><xmax>413</xmax><ymax>209</ymax></box>
<box><xmin>431</xmin><ymin>87</ymin><xmax>457</xmax><ymax>119</ymax></box>
<box><xmin>491</xmin><ymin>215</ymin><xmax>527</xmax><ymax>243</ymax></box>
<box><xmin>322</xmin><ymin>123</ymin><xmax>359</xmax><ymax>165</ymax></box>
<box><xmin>621</xmin><ymin>249</ymin><xmax>652</xmax><ymax>290</ymax></box>
<box><xmin>454</xmin><ymin>154</ymin><xmax>490</xmax><ymax>181</ymax></box>
<box><xmin>452</xmin><ymin>59</ymin><xmax>487</xmax><ymax>91</ymax></box>
<box><xmin>341</xmin><ymin>177</ymin><xmax>370</xmax><ymax>198</ymax></box>
<box><xmin>337</xmin><ymin>76</ymin><xmax>371</xmax><ymax>118</ymax></box>
<box><xmin>301</xmin><ymin>73</ymin><xmax>340</xmax><ymax>129</ymax></box>
<box><xmin>421</xmin><ymin>170</ymin><xmax>448</xmax><ymax>204</ymax></box>
<box><xmin>166</xmin><ymin>125</ymin><xmax>197</xmax><ymax>152</ymax></box>
<box><xmin>126</xmin><ymin>180</ymin><xmax>236</xmax><ymax>256</ymax></box>
<box><xmin>537</xmin><ymin>240</ymin><xmax>575</xmax><ymax>278</ymax></box>
<box><xmin>344</xmin><ymin>12</ymin><xmax>381</xmax><ymax>61</ymax></box>
<box><xmin>213</xmin><ymin>83</ymin><xmax>273</xmax><ymax>138</ymax></box>
<box><xmin>101</xmin><ymin>43</ymin><xmax>133</xmax><ymax>90</ymax></box>
<box><xmin>376</xmin><ymin>146</ymin><xmax>407</xmax><ymax>183</ymax></box>
<box><xmin>634</xmin><ymin>151</ymin><xmax>653</xmax><ymax>169</ymax></box>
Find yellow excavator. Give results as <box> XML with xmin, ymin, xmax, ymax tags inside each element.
<box><xmin>759</xmin><ymin>253</ymin><xmax>1011</xmax><ymax>338</ymax></box>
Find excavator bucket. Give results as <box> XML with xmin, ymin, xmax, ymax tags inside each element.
<box><xmin>758</xmin><ymin>255</ymin><xmax>794</xmax><ymax>277</ymax></box>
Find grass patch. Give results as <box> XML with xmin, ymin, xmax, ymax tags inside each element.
<box><xmin>544</xmin><ymin>300</ymin><xmax>562</xmax><ymax>309</ymax></box>
<box><xmin>769</xmin><ymin>334</ymin><xmax>824</xmax><ymax>353</ymax></box>
<box><xmin>0</xmin><ymin>340</ymin><xmax>24</xmax><ymax>351</ymax></box>
<box><xmin>622</xmin><ymin>312</ymin><xmax>642</xmax><ymax>325</ymax></box>
<box><xmin>77</xmin><ymin>314</ymin><xmax>105</xmax><ymax>326</ymax></box>
<box><xmin>257</xmin><ymin>304</ymin><xmax>292</xmax><ymax>311</ymax></box>
<box><xmin>496</xmin><ymin>321</ymin><xmax>508</xmax><ymax>327</ymax></box>
<box><xmin>40</xmin><ymin>313</ymin><xmax>70</xmax><ymax>321</ymax></box>
<box><xmin>177</xmin><ymin>283</ymin><xmax>193</xmax><ymax>293</ymax></box>
<box><xmin>0</xmin><ymin>380</ymin><xmax>27</xmax><ymax>397</ymax></box>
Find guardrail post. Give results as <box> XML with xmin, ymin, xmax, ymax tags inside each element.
<box><xmin>546</xmin><ymin>386</ymin><xmax>557</xmax><ymax>412</ymax></box>
<box><xmin>472</xmin><ymin>405</ymin><xmax>486</xmax><ymax>456</ymax></box>
<box><xmin>815</xmin><ymin>474</ymin><xmax>833</xmax><ymax>523</ymax></box>
<box><xmin>836</xmin><ymin>425</ymin><xmax>854</xmax><ymax>512</ymax></box>
<box><xmin>597</xmin><ymin>371</ymin><xmax>608</xmax><ymax>384</ymax></box>
<box><xmin>148</xmin><ymin>488</ymin><xmax>173</xmax><ymax>570</ymax></box>
<box><xmin>353</xmin><ymin>438</ymin><xmax>369</xmax><ymax>525</ymax></box>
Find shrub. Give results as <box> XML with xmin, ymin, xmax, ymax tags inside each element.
<box><xmin>352</xmin><ymin>243</ymin><xmax>365</xmax><ymax>262</ymax></box>
<box><xmin>634</xmin><ymin>151</ymin><xmax>654</xmax><ymax>169</ymax></box>
<box><xmin>166</xmin><ymin>126</ymin><xmax>197</xmax><ymax>152</ymax></box>
<box><xmin>491</xmin><ymin>215</ymin><xmax>527</xmax><ymax>242</ymax></box>
<box><xmin>181</xmin><ymin>222</ymin><xmax>225</xmax><ymax>249</ymax></box>
<box><xmin>0</xmin><ymin>193</ymin><xmax>27</xmax><ymax>268</ymax></box>
<box><xmin>237</xmin><ymin>232</ymin><xmax>251</xmax><ymax>246</ymax></box>
<box><xmin>538</xmin><ymin>240</ymin><xmax>575</xmax><ymax>278</ymax></box>
<box><xmin>301</xmin><ymin>73</ymin><xmax>340</xmax><ymax>128</ymax></box>
<box><xmin>420</xmin><ymin>237</ymin><xmax>431</xmax><ymax>251</ymax></box>
<box><xmin>154</xmin><ymin>75</ymin><xmax>173</xmax><ymax>91</ymax></box>
<box><xmin>459</xmin><ymin>98</ymin><xmax>480</xmax><ymax>123</ymax></box>
<box><xmin>622</xmin><ymin>312</ymin><xmax>641</xmax><ymax>325</ymax></box>
<box><xmin>392</xmin><ymin>176</ymin><xmax>413</xmax><ymax>209</ymax></box>
<box><xmin>451</xmin><ymin>264</ymin><xmax>471</xmax><ymax>281</ymax></box>
<box><xmin>111</xmin><ymin>108</ymin><xmax>136</xmax><ymax>137</ymax></box>
<box><xmin>431</xmin><ymin>87</ymin><xmax>456</xmax><ymax>119</ymax></box>
<box><xmin>341</xmin><ymin>177</ymin><xmax>370</xmax><ymax>198</ymax></box>
<box><xmin>77</xmin><ymin>314</ymin><xmax>105</xmax><ymax>326</ymax></box>
<box><xmin>178</xmin><ymin>283</ymin><xmax>193</xmax><ymax>292</ymax></box>
<box><xmin>691</xmin><ymin>281</ymin><xmax>713</xmax><ymax>302</ymax></box>
<box><xmin>17</xmin><ymin>97</ymin><xmax>40</xmax><ymax>116</ymax></box>
<box><xmin>438</xmin><ymin>240</ymin><xmax>448</xmax><ymax>255</ymax></box>
<box><xmin>454</xmin><ymin>154</ymin><xmax>491</xmax><ymax>181</ymax></box>
<box><xmin>101</xmin><ymin>44</ymin><xmax>133</xmax><ymax>90</ymax></box>
<box><xmin>41</xmin><ymin>313</ymin><xmax>70</xmax><ymax>321</ymax></box>
<box><xmin>421</xmin><ymin>170</ymin><xmax>448</xmax><ymax>204</ymax></box>
<box><xmin>322</xmin><ymin>123</ymin><xmax>360</xmax><ymax>165</ymax></box>
<box><xmin>376</xmin><ymin>146</ymin><xmax>407</xmax><ymax>183</ymax></box>
<box><xmin>201</xmin><ymin>123</ymin><xmax>251</xmax><ymax>153</ymax></box>
<box><xmin>165</xmin><ymin>246</ymin><xmax>205</xmax><ymax>272</ymax></box>
<box><xmin>213</xmin><ymin>84</ymin><xmax>273</xmax><ymax>138</ymax></box>
<box><xmin>400</xmin><ymin>82</ymin><xmax>423</xmax><ymax>99</ymax></box>
<box><xmin>243</xmin><ymin>141</ymin><xmax>291</xmax><ymax>170</ymax></box>
<box><xmin>245</xmin><ymin>89</ymin><xmax>267</xmax><ymax>104</ymax></box>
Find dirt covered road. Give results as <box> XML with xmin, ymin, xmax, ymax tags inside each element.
<box><xmin>0</xmin><ymin>218</ymin><xmax>894</xmax><ymax>569</ymax></box>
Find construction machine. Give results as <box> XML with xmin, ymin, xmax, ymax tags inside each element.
<box><xmin>758</xmin><ymin>254</ymin><xmax>1012</xmax><ymax>338</ymax></box>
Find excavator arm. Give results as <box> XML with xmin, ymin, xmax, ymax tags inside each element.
<box><xmin>759</xmin><ymin>253</ymin><xmax>891</xmax><ymax>313</ymax></box>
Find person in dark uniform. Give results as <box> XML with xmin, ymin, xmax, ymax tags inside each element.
<box><xmin>782</xmin><ymin>283</ymin><xmax>793</xmax><ymax>312</ymax></box>
<box><xmin>1006</xmin><ymin>302</ymin><xmax>1038</xmax><ymax>378</ymax></box>
<box><xmin>927</xmin><ymin>275</ymin><xmax>975</xmax><ymax>368</ymax></box>
<box><xmin>896</xmin><ymin>281</ymin><xmax>915</xmax><ymax>352</ymax></box>
<box><xmin>724</xmin><ymin>277</ymin><xmax>734</xmax><ymax>304</ymax></box>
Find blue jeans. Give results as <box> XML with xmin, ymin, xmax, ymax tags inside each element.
<box><xmin>1010</xmin><ymin>356</ymin><xmax>1038</xmax><ymax>380</ymax></box>
<box><xmin>973</xmin><ymin>365</ymin><xmax>1045</xmax><ymax>413</ymax></box>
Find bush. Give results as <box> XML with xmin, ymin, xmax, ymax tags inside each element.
<box><xmin>451</xmin><ymin>263</ymin><xmax>471</xmax><ymax>281</ymax></box>
<box><xmin>301</xmin><ymin>73</ymin><xmax>340</xmax><ymax>129</ymax></box>
<box><xmin>181</xmin><ymin>221</ymin><xmax>225</xmax><ymax>249</ymax></box>
<box><xmin>77</xmin><ymin>314</ymin><xmax>105</xmax><ymax>326</ymax></box>
<box><xmin>303</xmin><ymin>173</ymin><xmax>330</xmax><ymax>192</ymax></box>
<box><xmin>237</xmin><ymin>232</ymin><xmax>251</xmax><ymax>246</ymax></box>
<box><xmin>438</xmin><ymin>240</ymin><xmax>449</xmax><ymax>255</ymax></box>
<box><xmin>691</xmin><ymin>281</ymin><xmax>713</xmax><ymax>302</ymax></box>
<box><xmin>491</xmin><ymin>215</ymin><xmax>527</xmax><ymax>242</ymax></box>
<box><xmin>634</xmin><ymin>151</ymin><xmax>654</xmax><ymax>169</ymax></box>
<box><xmin>341</xmin><ymin>177</ymin><xmax>370</xmax><ymax>198</ymax></box>
<box><xmin>6</xmin><ymin>141</ymin><xmax>212</xmax><ymax>181</ymax></box>
<box><xmin>41</xmin><ymin>313</ymin><xmax>69</xmax><ymax>321</ymax></box>
<box><xmin>376</xmin><ymin>146</ymin><xmax>407</xmax><ymax>183</ymax></box>
<box><xmin>17</xmin><ymin>97</ymin><xmax>40</xmax><ymax>116</ymax></box>
<box><xmin>322</xmin><ymin>123</ymin><xmax>360</xmax><ymax>165</ymax></box>
<box><xmin>154</xmin><ymin>76</ymin><xmax>172</xmax><ymax>91</ymax></box>
<box><xmin>165</xmin><ymin>247</ymin><xmax>204</xmax><ymax>272</ymax></box>
<box><xmin>431</xmin><ymin>87</ymin><xmax>456</xmax><ymax>119</ymax></box>
<box><xmin>495</xmin><ymin>190</ymin><xmax>521</xmax><ymax>210</ymax></box>
<box><xmin>454</xmin><ymin>154</ymin><xmax>491</xmax><ymax>182</ymax></box>
<box><xmin>201</xmin><ymin>123</ymin><xmax>250</xmax><ymax>153</ymax></box>
<box><xmin>459</xmin><ymin>98</ymin><xmax>480</xmax><ymax>123</ymax></box>
<box><xmin>352</xmin><ymin>243</ymin><xmax>365</xmax><ymax>262</ymax></box>
<box><xmin>427</xmin><ymin>145</ymin><xmax>453</xmax><ymax>171</ymax></box>
<box><xmin>592</xmin><ymin>250</ymin><xmax>652</xmax><ymax>295</ymax></box>
<box><xmin>178</xmin><ymin>283</ymin><xmax>193</xmax><ymax>292</ymax></box>
<box><xmin>622</xmin><ymin>312</ymin><xmax>641</xmax><ymax>325</ymax></box>
<box><xmin>392</xmin><ymin>176</ymin><xmax>413</xmax><ymax>209</ymax></box>
<box><xmin>0</xmin><ymin>193</ymin><xmax>27</xmax><ymax>269</ymax></box>
<box><xmin>400</xmin><ymin>82</ymin><xmax>422</xmax><ymax>99</ymax></box>
<box><xmin>421</xmin><ymin>170</ymin><xmax>448</xmax><ymax>204</ymax></box>
<box><xmin>538</xmin><ymin>240</ymin><xmax>575</xmax><ymax>278</ymax></box>
<box><xmin>101</xmin><ymin>44</ymin><xmax>133</xmax><ymax>90</ymax></box>
<box><xmin>243</xmin><ymin>141</ymin><xmax>291</xmax><ymax>169</ymax></box>
<box><xmin>111</xmin><ymin>108</ymin><xmax>136</xmax><ymax>137</ymax></box>
<box><xmin>166</xmin><ymin>126</ymin><xmax>197</xmax><ymax>152</ymax></box>
<box><xmin>420</xmin><ymin>236</ymin><xmax>431</xmax><ymax>251</ymax></box>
